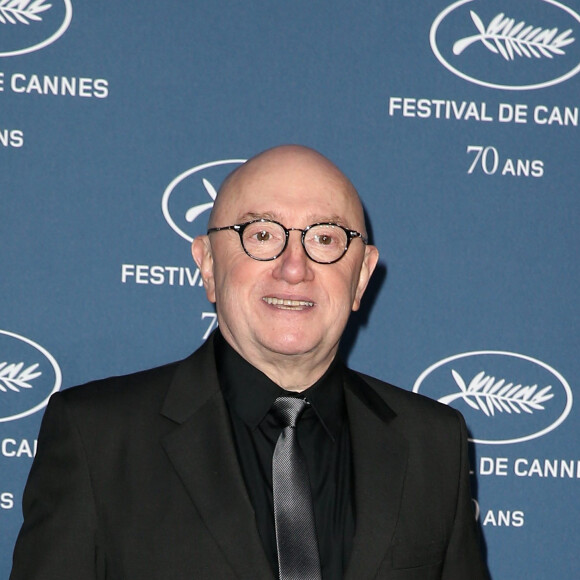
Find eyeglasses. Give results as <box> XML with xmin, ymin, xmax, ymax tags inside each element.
<box><xmin>207</xmin><ymin>219</ymin><xmax>368</xmax><ymax>264</ymax></box>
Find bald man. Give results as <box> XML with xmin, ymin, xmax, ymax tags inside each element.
<box><xmin>11</xmin><ymin>146</ymin><xmax>488</xmax><ymax>580</ymax></box>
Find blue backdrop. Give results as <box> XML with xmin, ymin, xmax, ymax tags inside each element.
<box><xmin>2</xmin><ymin>1</ymin><xmax>579</xmax><ymax>578</ymax></box>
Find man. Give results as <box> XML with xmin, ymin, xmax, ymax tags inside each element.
<box><xmin>11</xmin><ymin>145</ymin><xmax>488</xmax><ymax>579</ymax></box>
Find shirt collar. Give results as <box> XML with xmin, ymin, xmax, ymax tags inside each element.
<box><xmin>215</xmin><ymin>330</ymin><xmax>346</xmax><ymax>441</ymax></box>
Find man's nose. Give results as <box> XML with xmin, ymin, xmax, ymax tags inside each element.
<box><xmin>272</xmin><ymin>231</ymin><xmax>314</xmax><ymax>283</ymax></box>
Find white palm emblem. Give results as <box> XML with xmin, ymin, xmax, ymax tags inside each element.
<box><xmin>453</xmin><ymin>11</ymin><xmax>575</xmax><ymax>60</ymax></box>
<box><xmin>0</xmin><ymin>0</ymin><xmax>51</xmax><ymax>25</ymax></box>
<box><xmin>0</xmin><ymin>361</ymin><xmax>41</xmax><ymax>392</ymax></box>
<box><xmin>185</xmin><ymin>178</ymin><xmax>216</xmax><ymax>223</ymax></box>
<box><xmin>438</xmin><ymin>369</ymin><xmax>554</xmax><ymax>416</ymax></box>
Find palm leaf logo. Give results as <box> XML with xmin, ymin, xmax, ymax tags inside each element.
<box><xmin>438</xmin><ymin>369</ymin><xmax>554</xmax><ymax>417</ymax></box>
<box><xmin>0</xmin><ymin>361</ymin><xmax>42</xmax><ymax>392</ymax></box>
<box><xmin>185</xmin><ymin>178</ymin><xmax>217</xmax><ymax>223</ymax></box>
<box><xmin>453</xmin><ymin>11</ymin><xmax>575</xmax><ymax>60</ymax></box>
<box><xmin>0</xmin><ymin>0</ymin><xmax>51</xmax><ymax>25</ymax></box>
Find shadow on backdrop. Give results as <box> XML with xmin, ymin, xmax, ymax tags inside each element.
<box><xmin>339</xmin><ymin>207</ymin><xmax>386</xmax><ymax>362</ymax></box>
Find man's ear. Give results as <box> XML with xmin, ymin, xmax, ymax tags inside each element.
<box><xmin>352</xmin><ymin>244</ymin><xmax>379</xmax><ymax>312</ymax></box>
<box><xmin>192</xmin><ymin>235</ymin><xmax>216</xmax><ymax>303</ymax></box>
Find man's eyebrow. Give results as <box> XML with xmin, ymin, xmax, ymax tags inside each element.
<box><xmin>237</xmin><ymin>211</ymin><xmax>279</xmax><ymax>222</ymax></box>
<box><xmin>237</xmin><ymin>212</ymin><xmax>350</xmax><ymax>227</ymax></box>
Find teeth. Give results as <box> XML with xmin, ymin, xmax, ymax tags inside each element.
<box><xmin>263</xmin><ymin>297</ymin><xmax>314</xmax><ymax>308</ymax></box>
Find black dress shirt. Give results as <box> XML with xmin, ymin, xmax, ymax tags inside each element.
<box><xmin>215</xmin><ymin>331</ymin><xmax>354</xmax><ymax>579</ymax></box>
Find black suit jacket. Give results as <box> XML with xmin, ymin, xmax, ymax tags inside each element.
<box><xmin>11</xmin><ymin>335</ymin><xmax>488</xmax><ymax>579</ymax></box>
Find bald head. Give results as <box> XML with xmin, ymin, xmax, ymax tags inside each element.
<box><xmin>208</xmin><ymin>145</ymin><xmax>367</xmax><ymax>236</ymax></box>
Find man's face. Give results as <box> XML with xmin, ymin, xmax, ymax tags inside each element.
<box><xmin>193</xmin><ymin>147</ymin><xmax>378</xmax><ymax>374</ymax></box>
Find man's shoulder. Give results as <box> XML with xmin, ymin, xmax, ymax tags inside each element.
<box><xmin>50</xmin><ymin>359</ymin><xmax>182</xmax><ymax>426</ymax></box>
<box><xmin>347</xmin><ymin>368</ymin><xmax>463</xmax><ymax>429</ymax></box>
<box><xmin>51</xmin><ymin>337</ymin><xmax>219</xmax><ymax>429</ymax></box>
<box><xmin>345</xmin><ymin>369</ymin><xmax>469</xmax><ymax>452</ymax></box>
<box><xmin>53</xmin><ymin>337</ymin><xmax>216</xmax><ymax>415</ymax></box>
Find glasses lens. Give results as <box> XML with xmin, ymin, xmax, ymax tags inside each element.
<box><xmin>242</xmin><ymin>221</ymin><xmax>286</xmax><ymax>260</ymax></box>
<box><xmin>304</xmin><ymin>224</ymin><xmax>348</xmax><ymax>263</ymax></box>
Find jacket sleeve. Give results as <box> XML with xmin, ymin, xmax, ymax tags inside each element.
<box><xmin>441</xmin><ymin>410</ymin><xmax>489</xmax><ymax>580</ymax></box>
<box><xmin>10</xmin><ymin>393</ymin><xmax>104</xmax><ymax>580</ymax></box>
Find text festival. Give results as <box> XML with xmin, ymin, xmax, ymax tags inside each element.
<box><xmin>389</xmin><ymin>96</ymin><xmax>578</xmax><ymax>126</ymax></box>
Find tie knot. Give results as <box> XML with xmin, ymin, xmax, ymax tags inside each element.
<box><xmin>271</xmin><ymin>396</ymin><xmax>308</xmax><ymax>428</ymax></box>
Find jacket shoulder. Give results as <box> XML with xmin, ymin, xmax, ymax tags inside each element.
<box><xmin>347</xmin><ymin>369</ymin><xmax>466</xmax><ymax>437</ymax></box>
<box><xmin>356</xmin><ymin>371</ymin><xmax>457</xmax><ymax>413</ymax></box>
<box><xmin>56</xmin><ymin>358</ymin><xmax>182</xmax><ymax>412</ymax></box>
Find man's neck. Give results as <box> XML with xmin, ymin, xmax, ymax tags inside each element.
<box><xmin>221</xmin><ymin>334</ymin><xmax>338</xmax><ymax>392</ymax></box>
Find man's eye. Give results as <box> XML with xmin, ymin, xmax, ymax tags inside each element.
<box><xmin>314</xmin><ymin>234</ymin><xmax>334</xmax><ymax>246</ymax></box>
<box><xmin>255</xmin><ymin>230</ymin><xmax>271</xmax><ymax>242</ymax></box>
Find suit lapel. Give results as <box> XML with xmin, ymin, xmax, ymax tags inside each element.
<box><xmin>344</xmin><ymin>372</ymin><xmax>409</xmax><ymax>580</ymax></box>
<box><xmin>160</xmin><ymin>337</ymin><xmax>272</xmax><ymax>580</ymax></box>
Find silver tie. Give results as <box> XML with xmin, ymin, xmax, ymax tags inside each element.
<box><xmin>271</xmin><ymin>396</ymin><xmax>322</xmax><ymax>580</ymax></box>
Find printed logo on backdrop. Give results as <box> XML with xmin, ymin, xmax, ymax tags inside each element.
<box><xmin>162</xmin><ymin>159</ymin><xmax>246</xmax><ymax>243</ymax></box>
<box><xmin>0</xmin><ymin>330</ymin><xmax>61</xmax><ymax>422</ymax></box>
<box><xmin>414</xmin><ymin>351</ymin><xmax>572</xmax><ymax>444</ymax></box>
<box><xmin>0</xmin><ymin>0</ymin><xmax>72</xmax><ymax>58</ymax></box>
<box><xmin>431</xmin><ymin>0</ymin><xmax>580</xmax><ymax>90</ymax></box>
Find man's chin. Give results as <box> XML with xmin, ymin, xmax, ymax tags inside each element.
<box><xmin>259</xmin><ymin>334</ymin><xmax>326</xmax><ymax>359</ymax></box>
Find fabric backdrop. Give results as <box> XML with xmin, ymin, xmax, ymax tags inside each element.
<box><xmin>1</xmin><ymin>1</ymin><xmax>579</xmax><ymax>578</ymax></box>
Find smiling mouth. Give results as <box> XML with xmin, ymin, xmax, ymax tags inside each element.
<box><xmin>263</xmin><ymin>297</ymin><xmax>314</xmax><ymax>310</ymax></box>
